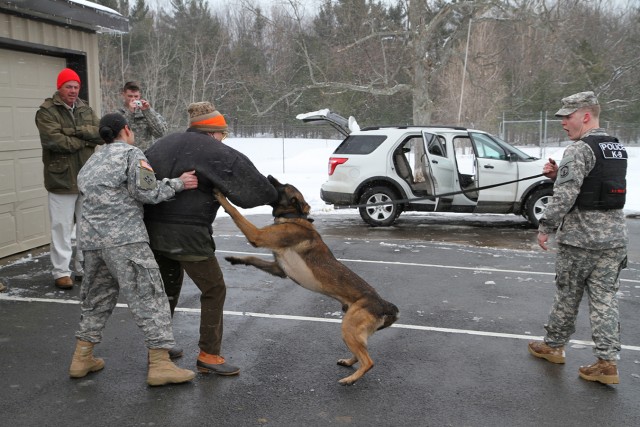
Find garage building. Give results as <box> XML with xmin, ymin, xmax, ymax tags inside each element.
<box><xmin>0</xmin><ymin>0</ymin><xmax>127</xmax><ymax>258</ymax></box>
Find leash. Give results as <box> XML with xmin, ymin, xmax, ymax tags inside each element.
<box><xmin>342</xmin><ymin>173</ymin><xmax>548</xmax><ymax>209</ymax></box>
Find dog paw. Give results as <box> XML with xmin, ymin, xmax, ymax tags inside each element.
<box><xmin>338</xmin><ymin>377</ymin><xmax>356</xmax><ymax>386</ymax></box>
<box><xmin>225</xmin><ymin>256</ymin><xmax>241</xmax><ymax>265</ymax></box>
<box><xmin>337</xmin><ymin>358</ymin><xmax>356</xmax><ymax>367</ymax></box>
<box><xmin>213</xmin><ymin>189</ymin><xmax>225</xmax><ymax>202</ymax></box>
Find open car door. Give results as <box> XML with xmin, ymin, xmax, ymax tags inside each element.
<box><xmin>421</xmin><ymin>131</ymin><xmax>456</xmax><ymax>202</ymax></box>
<box><xmin>469</xmin><ymin>132</ymin><xmax>518</xmax><ymax>208</ymax></box>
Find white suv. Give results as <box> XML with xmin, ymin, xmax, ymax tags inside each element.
<box><xmin>298</xmin><ymin>110</ymin><xmax>553</xmax><ymax>227</ymax></box>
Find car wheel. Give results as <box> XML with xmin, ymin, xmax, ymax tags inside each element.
<box><xmin>525</xmin><ymin>187</ymin><xmax>553</xmax><ymax>227</ymax></box>
<box><xmin>358</xmin><ymin>186</ymin><xmax>400</xmax><ymax>227</ymax></box>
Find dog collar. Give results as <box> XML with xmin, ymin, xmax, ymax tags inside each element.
<box><xmin>277</xmin><ymin>213</ymin><xmax>314</xmax><ymax>223</ymax></box>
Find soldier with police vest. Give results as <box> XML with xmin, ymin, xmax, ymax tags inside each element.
<box><xmin>528</xmin><ymin>91</ymin><xmax>628</xmax><ymax>385</ymax></box>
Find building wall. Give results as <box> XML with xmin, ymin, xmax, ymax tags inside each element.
<box><xmin>0</xmin><ymin>11</ymin><xmax>103</xmax><ymax>258</ymax></box>
<box><xmin>0</xmin><ymin>11</ymin><xmax>102</xmax><ymax>110</ymax></box>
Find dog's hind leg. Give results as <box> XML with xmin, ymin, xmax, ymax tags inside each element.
<box><xmin>225</xmin><ymin>256</ymin><xmax>287</xmax><ymax>278</ymax></box>
<box><xmin>337</xmin><ymin>308</ymin><xmax>378</xmax><ymax>385</ymax></box>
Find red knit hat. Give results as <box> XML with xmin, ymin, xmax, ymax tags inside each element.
<box><xmin>57</xmin><ymin>68</ymin><xmax>81</xmax><ymax>89</ymax></box>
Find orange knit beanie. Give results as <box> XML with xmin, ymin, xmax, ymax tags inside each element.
<box><xmin>188</xmin><ymin>102</ymin><xmax>228</xmax><ymax>132</ymax></box>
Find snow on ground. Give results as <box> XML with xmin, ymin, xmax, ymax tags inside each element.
<box><xmin>222</xmin><ymin>138</ymin><xmax>640</xmax><ymax>218</ymax></box>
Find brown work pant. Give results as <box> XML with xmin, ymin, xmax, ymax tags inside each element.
<box><xmin>153</xmin><ymin>252</ymin><xmax>226</xmax><ymax>355</ymax></box>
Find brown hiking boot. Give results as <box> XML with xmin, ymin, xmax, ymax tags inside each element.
<box><xmin>147</xmin><ymin>349</ymin><xmax>195</xmax><ymax>386</ymax></box>
<box><xmin>69</xmin><ymin>340</ymin><xmax>105</xmax><ymax>378</ymax></box>
<box><xmin>55</xmin><ymin>276</ymin><xmax>73</xmax><ymax>289</ymax></box>
<box><xmin>528</xmin><ymin>341</ymin><xmax>565</xmax><ymax>364</ymax></box>
<box><xmin>578</xmin><ymin>359</ymin><xmax>619</xmax><ymax>384</ymax></box>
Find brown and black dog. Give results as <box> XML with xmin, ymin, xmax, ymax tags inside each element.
<box><xmin>214</xmin><ymin>176</ymin><xmax>398</xmax><ymax>385</ymax></box>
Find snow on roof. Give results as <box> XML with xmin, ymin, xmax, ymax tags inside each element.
<box><xmin>68</xmin><ymin>0</ymin><xmax>122</xmax><ymax>16</ymax></box>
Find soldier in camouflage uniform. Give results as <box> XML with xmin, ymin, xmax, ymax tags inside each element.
<box><xmin>116</xmin><ymin>81</ymin><xmax>167</xmax><ymax>152</ymax></box>
<box><xmin>528</xmin><ymin>92</ymin><xmax>628</xmax><ymax>385</ymax></box>
<box><xmin>69</xmin><ymin>113</ymin><xmax>198</xmax><ymax>386</ymax></box>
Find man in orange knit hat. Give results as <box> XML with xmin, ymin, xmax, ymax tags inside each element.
<box><xmin>144</xmin><ymin>102</ymin><xmax>277</xmax><ymax>374</ymax></box>
<box><xmin>35</xmin><ymin>68</ymin><xmax>103</xmax><ymax>289</ymax></box>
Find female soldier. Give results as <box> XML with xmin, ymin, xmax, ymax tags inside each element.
<box><xmin>69</xmin><ymin>113</ymin><xmax>197</xmax><ymax>386</ymax></box>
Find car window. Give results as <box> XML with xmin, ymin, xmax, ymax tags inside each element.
<box><xmin>334</xmin><ymin>135</ymin><xmax>387</xmax><ymax>155</ymax></box>
<box><xmin>424</xmin><ymin>133</ymin><xmax>447</xmax><ymax>157</ymax></box>
<box><xmin>453</xmin><ymin>136</ymin><xmax>476</xmax><ymax>175</ymax></box>
<box><xmin>471</xmin><ymin>133</ymin><xmax>508</xmax><ymax>160</ymax></box>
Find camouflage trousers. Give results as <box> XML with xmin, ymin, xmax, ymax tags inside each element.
<box><xmin>544</xmin><ymin>244</ymin><xmax>627</xmax><ymax>360</ymax></box>
<box><xmin>75</xmin><ymin>242</ymin><xmax>175</xmax><ymax>349</ymax></box>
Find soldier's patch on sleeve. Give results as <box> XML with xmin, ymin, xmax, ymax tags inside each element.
<box><xmin>138</xmin><ymin>160</ymin><xmax>157</xmax><ymax>190</ymax></box>
<box><xmin>140</xmin><ymin>159</ymin><xmax>154</xmax><ymax>171</ymax></box>
<box><xmin>556</xmin><ymin>155</ymin><xmax>575</xmax><ymax>184</ymax></box>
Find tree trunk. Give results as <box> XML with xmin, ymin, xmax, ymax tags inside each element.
<box><xmin>410</xmin><ymin>0</ymin><xmax>432</xmax><ymax>125</ymax></box>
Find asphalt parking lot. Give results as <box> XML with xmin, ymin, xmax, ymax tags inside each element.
<box><xmin>1</xmin><ymin>213</ymin><xmax>639</xmax><ymax>426</ymax></box>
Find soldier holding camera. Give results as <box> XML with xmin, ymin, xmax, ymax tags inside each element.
<box><xmin>117</xmin><ymin>81</ymin><xmax>168</xmax><ymax>151</ymax></box>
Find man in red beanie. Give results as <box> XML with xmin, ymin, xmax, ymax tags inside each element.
<box><xmin>35</xmin><ymin>68</ymin><xmax>104</xmax><ymax>289</ymax></box>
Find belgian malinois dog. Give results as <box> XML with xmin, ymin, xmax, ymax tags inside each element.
<box><xmin>214</xmin><ymin>176</ymin><xmax>399</xmax><ymax>385</ymax></box>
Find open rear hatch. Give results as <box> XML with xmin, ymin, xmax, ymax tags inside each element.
<box><xmin>296</xmin><ymin>109</ymin><xmax>360</xmax><ymax>137</ymax></box>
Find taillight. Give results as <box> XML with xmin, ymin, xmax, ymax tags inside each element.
<box><xmin>328</xmin><ymin>157</ymin><xmax>348</xmax><ymax>176</ymax></box>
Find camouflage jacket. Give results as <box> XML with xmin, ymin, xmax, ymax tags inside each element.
<box><xmin>116</xmin><ymin>105</ymin><xmax>168</xmax><ymax>152</ymax></box>
<box><xmin>35</xmin><ymin>92</ymin><xmax>103</xmax><ymax>194</ymax></box>
<box><xmin>77</xmin><ymin>141</ymin><xmax>184</xmax><ymax>250</ymax></box>
<box><xmin>538</xmin><ymin>129</ymin><xmax>628</xmax><ymax>249</ymax></box>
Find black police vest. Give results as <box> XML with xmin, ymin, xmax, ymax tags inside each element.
<box><xmin>575</xmin><ymin>135</ymin><xmax>627</xmax><ymax>210</ymax></box>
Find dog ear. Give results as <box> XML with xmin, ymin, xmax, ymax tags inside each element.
<box><xmin>292</xmin><ymin>196</ymin><xmax>310</xmax><ymax>215</ymax></box>
<box><xmin>267</xmin><ymin>175</ymin><xmax>281</xmax><ymax>187</ymax></box>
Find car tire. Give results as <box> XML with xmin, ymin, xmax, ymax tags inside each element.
<box><xmin>358</xmin><ymin>186</ymin><xmax>400</xmax><ymax>227</ymax></box>
<box><xmin>524</xmin><ymin>187</ymin><xmax>553</xmax><ymax>227</ymax></box>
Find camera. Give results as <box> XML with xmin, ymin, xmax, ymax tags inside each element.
<box><xmin>133</xmin><ymin>100</ymin><xmax>142</xmax><ymax>108</ymax></box>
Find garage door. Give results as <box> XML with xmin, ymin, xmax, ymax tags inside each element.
<box><xmin>0</xmin><ymin>49</ymin><xmax>65</xmax><ymax>258</ymax></box>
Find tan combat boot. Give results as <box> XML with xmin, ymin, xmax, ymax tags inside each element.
<box><xmin>528</xmin><ymin>341</ymin><xmax>565</xmax><ymax>364</ymax></box>
<box><xmin>69</xmin><ymin>340</ymin><xmax>105</xmax><ymax>378</ymax></box>
<box><xmin>147</xmin><ymin>349</ymin><xmax>196</xmax><ymax>386</ymax></box>
<box><xmin>578</xmin><ymin>358</ymin><xmax>619</xmax><ymax>384</ymax></box>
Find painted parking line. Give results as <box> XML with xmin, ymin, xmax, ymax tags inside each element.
<box><xmin>219</xmin><ymin>249</ymin><xmax>640</xmax><ymax>284</ymax></box>
<box><xmin>2</xmin><ymin>294</ymin><xmax>639</xmax><ymax>352</ymax></box>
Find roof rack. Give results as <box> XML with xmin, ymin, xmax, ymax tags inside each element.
<box><xmin>359</xmin><ymin>125</ymin><xmax>469</xmax><ymax>131</ymax></box>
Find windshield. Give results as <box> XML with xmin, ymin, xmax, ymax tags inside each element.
<box><xmin>470</xmin><ymin>132</ymin><xmax>537</xmax><ymax>160</ymax></box>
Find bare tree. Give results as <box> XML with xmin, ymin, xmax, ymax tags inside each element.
<box><xmin>96</xmin><ymin>0</ymin><xmax>640</xmax><ymax>137</ymax></box>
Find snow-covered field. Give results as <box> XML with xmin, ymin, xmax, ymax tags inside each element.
<box><xmin>223</xmin><ymin>137</ymin><xmax>640</xmax><ymax>218</ymax></box>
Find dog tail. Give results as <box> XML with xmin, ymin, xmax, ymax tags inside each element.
<box><xmin>378</xmin><ymin>301</ymin><xmax>399</xmax><ymax>330</ymax></box>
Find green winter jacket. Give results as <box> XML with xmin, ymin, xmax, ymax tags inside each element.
<box><xmin>35</xmin><ymin>92</ymin><xmax>103</xmax><ymax>194</ymax></box>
